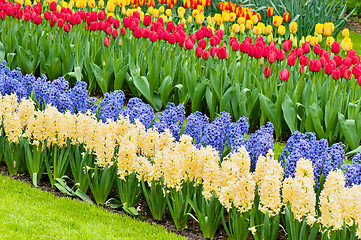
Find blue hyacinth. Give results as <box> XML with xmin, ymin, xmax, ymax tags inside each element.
<box><xmin>98</xmin><ymin>90</ymin><xmax>125</xmax><ymax>122</ymax></box>
<box><xmin>122</xmin><ymin>97</ymin><xmax>154</xmax><ymax>129</ymax></box>
<box><xmin>184</xmin><ymin>111</ymin><xmax>209</xmax><ymax>144</ymax></box>
<box><xmin>154</xmin><ymin>103</ymin><xmax>185</xmax><ymax>141</ymax></box>
<box><xmin>226</xmin><ymin>116</ymin><xmax>249</xmax><ymax>148</ymax></box>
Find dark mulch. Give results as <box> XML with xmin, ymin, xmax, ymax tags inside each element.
<box><xmin>345</xmin><ymin>16</ymin><xmax>361</xmax><ymax>34</ymax></box>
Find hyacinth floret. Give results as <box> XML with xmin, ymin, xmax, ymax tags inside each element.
<box><xmin>226</xmin><ymin>116</ymin><xmax>248</xmax><ymax>148</ymax></box>
<box><xmin>184</xmin><ymin>111</ymin><xmax>209</xmax><ymax>144</ymax></box>
<box><xmin>122</xmin><ymin>97</ymin><xmax>154</xmax><ymax>129</ymax></box>
<box><xmin>201</xmin><ymin>111</ymin><xmax>231</xmax><ymax>154</ymax></box>
<box><xmin>236</xmin><ymin>121</ymin><xmax>274</xmax><ymax>171</ymax></box>
<box><xmin>98</xmin><ymin>90</ymin><xmax>125</xmax><ymax>122</ymax></box>
<box><xmin>70</xmin><ymin>81</ymin><xmax>90</xmax><ymax>113</ymax></box>
<box><xmin>154</xmin><ymin>103</ymin><xmax>185</xmax><ymax>141</ymax></box>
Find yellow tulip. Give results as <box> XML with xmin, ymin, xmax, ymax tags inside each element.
<box><xmin>315</xmin><ymin>23</ymin><xmax>323</xmax><ymax>34</ymax></box>
<box><xmin>159</xmin><ymin>6</ymin><xmax>165</xmax><ymax>13</ymax></box>
<box><xmin>181</xmin><ymin>18</ymin><xmax>186</xmax><ymax>25</ymax></box>
<box><xmin>292</xmin><ymin>36</ymin><xmax>298</xmax><ymax>47</ymax></box>
<box><xmin>273</xmin><ymin>15</ymin><xmax>283</xmax><ymax>27</ymax></box>
<box><xmin>306</xmin><ymin>35</ymin><xmax>312</xmax><ymax>43</ymax></box>
<box><xmin>98</xmin><ymin>0</ymin><xmax>104</xmax><ymax>7</ymax></box>
<box><xmin>232</xmin><ymin>24</ymin><xmax>240</xmax><ymax>33</ymax></box>
<box><xmin>196</xmin><ymin>14</ymin><xmax>204</xmax><ymax>25</ymax></box>
<box><xmin>207</xmin><ymin>16</ymin><xmax>213</xmax><ymax>25</ymax></box>
<box><xmin>165</xmin><ymin>9</ymin><xmax>172</xmax><ymax>17</ymax></box>
<box><xmin>317</xmin><ymin>34</ymin><xmax>322</xmax><ymax>43</ymax></box>
<box><xmin>152</xmin><ymin>9</ymin><xmax>159</xmax><ymax>18</ymax></box>
<box><xmin>341</xmin><ymin>40</ymin><xmax>353</xmax><ymax>52</ymax></box>
<box><xmin>187</xmin><ymin>15</ymin><xmax>193</xmax><ymax>23</ymax></box>
<box><xmin>278</xmin><ymin>25</ymin><xmax>285</xmax><ymax>35</ymax></box>
<box><xmin>178</xmin><ymin>7</ymin><xmax>185</xmax><ymax>15</ymax></box>
<box><xmin>219</xmin><ymin>24</ymin><xmax>225</xmax><ymax>31</ymax></box>
<box><xmin>251</xmin><ymin>15</ymin><xmax>259</xmax><ymax>24</ymax></box>
<box><xmin>240</xmin><ymin>24</ymin><xmax>245</xmax><ymax>34</ymax></box>
<box><xmin>289</xmin><ymin>22</ymin><xmax>298</xmax><ymax>34</ymax></box>
<box><xmin>237</xmin><ymin>17</ymin><xmax>245</xmax><ymax>25</ymax></box>
<box><xmin>342</xmin><ymin>28</ymin><xmax>350</xmax><ymax>38</ymax></box>
<box><xmin>230</xmin><ymin>12</ymin><xmax>236</xmax><ymax>22</ymax></box>
<box><xmin>253</xmin><ymin>25</ymin><xmax>262</xmax><ymax>35</ymax></box>
<box><xmin>222</xmin><ymin>12</ymin><xmax>230</xmax><ymax>22</ymax></box>
<box><xmin>323</xmin><ymin>22</ymin><xmax>334</xmax><ymax>36</ymax></box>
<box><xmin>88</xmin><ymin>0</ymin><xmax>95</xmax><ymax>8</ymax></box>
<box><xmin>310</xmin><ymin>36</ymin><xmax>318</xmax><ymax>46</ymax></box>
<box><xmin>264</xmin><ymin>25</ymin><xmax>273</xmax><ymax>35</ymax></box>
<box><xmin>245</xmin><ymin>20</ymin><xmax>253</xmax><ymax>30</ymax></box>
<box><xmin>300</xmin><ymin>36</ymin><xmax>305</xmax><ymax>46</ymax></box>
<box><xmin>213</xmin><ymin>13</ymin><xmax>221</xmax><ymax>24</ymax></box>
<box><xmin>326</xmin><ymin>37</ymin><xmax>335</xmax><ymax>47</ymax></box>
<box><xmin>267</xmin><ymin>33</ymin><xmax>273</xmax><ymax>43</ymax></box>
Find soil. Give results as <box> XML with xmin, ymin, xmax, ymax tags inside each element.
<box><xmin>345</xmin><ymin>15</ymin><xmax>361</xmax><ymax>34</ymax></box>
<box><xmin>0</xmin><ymin>163</ymin><xmax>291</xmax><ymax>240</ymax></box>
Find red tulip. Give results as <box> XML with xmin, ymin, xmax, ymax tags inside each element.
<box><xmin>44</xmin><ymin>11</ymin><xmax>51</xmax><ymax>20</ymax></box>
<box><xmin>33</xmin><ymin>14</ymin><xmax>42</xmax><ymax>25</ymax></box>
<box><xmin>15</xmin><ymin>9</ymin><xmax>22</xmax><ymax>19</ymax></box>
<box><xmin>353</xmin><ymin>55</ymin><xmax>360</xmax><ymax>65</ymax></box>
<box><xmin>267</xmin><ymin>52</ymin><xmax>277</xmax><ymax>64</ymax></box>
<box><xmin>210</xmin><ymin>46</ymin><xmax>217</xmax><ymax>57</ymax></box>
<box><xmin>104</xmin><ymin>36</ymin><xmax>110</xmax><ymax>47</ymax></box>
<box><xmin>299</xmin><ymin>65</ymin><xmax>305</xmax><ymax>74</ymax></box>
<box><xmin>231</xmin><ymin>41</ymin><xmax>239</xmax><ymax>51</ymax></box>
<box><xmin>216</xmin><ymin>47</ymin><xmax>227</xmax><ymax>59</ymax></box>
<box><xmin>143</xmin><ymin>14</ymin><xmax>151</xmax><ymax>26</ymax></box>
<box><xmin>149</xmin><ymin>31</ymin><xmax>158</xmax><ymax>42</ymax></box>
<box><xmin>276</xmin><ymin>50</ymin><xmax>285</xmax><ymax>61</ymax></box>
<box><xmin>210</xmin><ymin>36</ymin><xmax>218</xmax><ymax>46</ymax></box>
<box><xmin>90</xmin><ymin>22</ymin><xmax>97</xmax><ymax>31</ymax></box>
<box><xmin>120</xmin><ymin>27</ymin><xmax>126</xmax><ymax>36</ymax></box>
<box><xmin>51</xmin><ymin>14</ymin><xmax>57</xmax><ymax>23</ymax></box>
<box><xmin>133</xmin><ymin>11</ymin><xmax>140</xmax><ymax>20</ymax></box>
<box><xmin>166</xmin><ymin>21</ymin><xmax>175</xmax><ymax>32</ymax></box>
<box><xmin>299</xmin><ymin>55</ymin><xmax>309</xmax><ymax>66</ymax></box>
<box><xmin>343</xmin><ymin>57</ymin><xmax>353</xmax><ymax>69</ymax></box>
<box><xmin>295</xmin><ymin>47</ymin><xmax>304</xmax><ymax>57</ymax></box>
<box><xmin>331</xmin><ymin>42</ymin><xmax>340</xmax><ymax>54</ymax></box>
<box><xmin>168</xmin><ymin>34</ymin><xmax>176</xmax><ymax>44</ymax></box>
<box><xmin>279</xmin><ymin>69</ymin><xmax>290</xmax><ymax>81</ymax></box>
<box><xmin>313</xmin><ymin>44</ymin><xmax>321</xmax><ymax>55</ymax></box>
<box><xmin>344</xmin><ymin>69</ymin><xmax>352</xmax><ymax>80</ymax></box>
<box><xmin>64</xmin><ymin>23</ymin><xmax>71</xmax><ymax>32</ymax></box>
<box><xmin>112</xmin><ymin>29</ymin><xmax>118</xmax><ymax>39</ymax></box>
<box><xmin>283</xmin><ymin>12</ymin><xmax>291</xmax><ymax>22</ymax></box>
<box><xmin>49</xmin><ymin>2</ymin><xmax>56</xmax><ymax>11</ymax></box>
<box><xmin>57</xmin><ymin>18</ymin><xmax>64</xmax><ymax>28</ymax></box>
<box><xmin>347</xmin><ymin>49</ymin><xmax>356</xmax><ymax>59</ymax></box>
<box><xmin>105</xmin><ymin>26</ymin><xmax>113</xmax><ymax>35</ymax></box>
<box><xmin>23</xmin><ymin>12</ymin><xmax>30</xmax><ymax>21</ymax></box>
<box><xmin>254</xmin><ymin>46</ymin><xmax>263</xmax><ymax>59</ymax></box>
<box><xmin>142</xmin><ymin>27</ymin><xmax>150</xmax><ymax>38</ymax></box>
<box><xmin>302</xmin><ymin>42</ymin><xmax>311</xmax><ymax>53</ymax></box>
<box><xmin>184</xmin><ymin>38</ymin><xmax>194</xmax><ymax>49</ymax></box>
<box><xmin>198</xmin><ymin>39</ymin><xmax>207</xmax><ymax>49</ymax></box>
<box><xmin>113</xmin><ymin>19</ymin><xmax>120</xmax><ymax>29</ymax></box>
<box><xmin>202</xmin><ymin>50</ymin><xmax>209</xmax><ymax>60</ymax></box>
<box><xmin>195</xmin><ymin>30</ymin><xmax>203</xmax><ymax>40</ymax></box>
<box><xmin>98</xmin><ymin>10</ymin><xmax>106</xmax><ymax>20</ymax></box>
<box><xmin>90</xmin><ymin>11</ymin><xmax>97</xmax><ymax>22</ymax></box>
<box><xmin>287</xmin><ymin>54</ymin><xmax>297</xmax><ymax>66</ymax></box>
<box><xmin>133</xmin><ymin>27</ymin><xmax>142</xmax><ymax>38</ymax></box>
<box><xmin>195</xmin><ymin>47</ymin><xmax>203</xmax><ymax>58</ymax></box>
<box><xmin>324</xmin><ymin>62</ymin><xmax>335</xmax><ymax>75</ymax></box>
<box><xmin>331</xmin><ymin>69</ymin><xmax>340</xmax><ymax>80</ymax></box>
<box><xmin>309</xmin><ymin>59</ymin><xmax>321</xmax><ymax>72</ymax></box>
<box><xmin>333</xmin><ymin>55</ymin><xmax>343</xmax><ymax>67</ymax></box>
<box><xmin>282</xmin><ymin>40</ymin><xmax>292</xmax><ymax>52</ymax></box>
<box><xmin>264</xmin><ymin>66</ymin><xmax>271</xmax><ymax>78</ymax></box>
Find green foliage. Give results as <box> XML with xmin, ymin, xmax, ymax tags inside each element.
<box><xmin>0</xmin><ymin>174</ymin><xmax>184</xmax><ymax>240</ymax></box>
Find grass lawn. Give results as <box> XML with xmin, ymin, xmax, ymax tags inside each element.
<box><xmin>0</xmin><ymin>174</ymin><xmax>184</xmax><ymax>240</ymax></box>
<box><xmin>350</xmin><ymin>31</ymin><xmax>361</xmax><ymax>55</ymax></box>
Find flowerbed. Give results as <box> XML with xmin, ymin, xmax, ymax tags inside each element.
<box><xmin>0</xmin><ymin>0</ymin><xmax>359</xmax><ymax>146</ymax></box>
<box><xmin>0</xmin><ymin>63</ymin><xmax>361</xmax><ymax>239</ymax></box>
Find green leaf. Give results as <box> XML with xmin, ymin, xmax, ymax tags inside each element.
<box><xmin>310</xmin><ymin>103</ymin><xmax>327</xmax><ymax>139</ymax></box>
<box><xmin>338</xmin><ymin>113</ymin><xmax>359</xmax><ymax>150</ymax></box>
<box><xmin>259</xmin><ymin>94</ymin><xmax>279</xmax><ymax>127</ymax></box>
<box><xmin>0</xmin><ymin>41</ymin><xmax>5</xmax><ymax>61</ymax></box>
<box><xmin>160</xmin><ymin>76</ymin><xmax>173</xmax><ymax>106</ymax></box>
<box><xmin>191</xmin><ymin>81</ymin><xmax>207</xmax><ymax>112</ymax></box>
<box><xmin>131</xmin><ymin>72</ymin><xmax>154</xmax><ymax>106</ymax></box>
<box><xmin>282</xmin><ymin>93</ymin><xmax>297</xmax><ymax>133</ymax></box>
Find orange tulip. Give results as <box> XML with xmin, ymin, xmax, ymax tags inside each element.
<box><xmin>283</xmin><ymin>12</ymin><xmax>290</xmax><ymax>22</ymax></box>
<box><xmin>267</xmin><ymin>7</ymin><xmax>274</xmax><ymax>17</ymax></box>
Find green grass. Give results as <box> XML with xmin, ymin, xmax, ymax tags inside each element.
<box><xmin>350</xmin><ymin>31</ymin><xmax>361</xmax><ymax>56</ymax></box>
<box><xmin>0</xmin><ymin>174</ymin><xmax>184</xmax><ymax>240</ymax></box>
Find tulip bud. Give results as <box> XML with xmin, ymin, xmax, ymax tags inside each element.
<box><xmin>102</xmin><ymin>61</ymin><xmax>106</xmax><ymax>67</ymax></box>
<box><xmin>202</xmin><ymin>50</ymin><xmax>209</xmax><ymax>60</ymax></box>
<box><xmin>344</xmin><ymin>69</ymin><xmax>352</xmax><ymax>80</ymax></box>
<box><xmin>358</xmin><ymin>76</ymin><xmax>361</xmax><ymax>86</ymax></box>
<box><xmin>299</xmin><ymin>65</ymin><xmax>305</xmax><ymax>74</ymax></box>
<box><xmin>264</xmin><ymin>66</ymin><xmax>271</xmax><ymax>78</ymax></box>
<box><xmin>118</xmin><ymin>38</ymin><xmax>123</xmax><ymax>46</ymax></box>
<box><xmin>104</xmin><ymin>36</ymin><xmax>110</xmax><ymax>47</ymax></box>
<box><xmin>50</xmin><ymin>33</ymin><xmax>54</xmax><ymax>41</ymax></box>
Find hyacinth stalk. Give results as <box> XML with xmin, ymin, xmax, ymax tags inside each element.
<box><xmin>86</xmin><ymin>163</ymin><xmax>116</xmax><ymax>205</ymax></box>
<box><xmin>115</xmin><ymin>171</ymin><xmax>142</xmax><ymax>214</ymax></box>
<box><xmin>3</xmin><ymin>137</ymin><xmax>25</xmax><ymax>176</ymax></box>
<box><xmin>188</xmin><ymin>187</ymin><xmax>223</xmax><ymax>240</ymax></box>
<box><xmin>222</xmin><ymin>208</ymin><xmax>251</xmax><ymax>240</ymax></box>
<box><xmin>69</xmin><ymin>145</ymin><xmax>92</xmax><ymax>193</ymax></box>
<box><xmin>44</xmin><ymin>141</ymin><xmax>71</xmax><ymax>188</ymax></box>
<box><xmin>166</xmin><ymin>180</ymin><xmax>195</xmax><ymax>229</ymax></box>
<box><xmin>23</xmin><ymin>138</ymin><xmax>47</xmax><ymax>187</ymax></box>
<box><xmin>141</xmin><ymin>177</ymin><xmax>167</xmax><ymax>220</ymax></box>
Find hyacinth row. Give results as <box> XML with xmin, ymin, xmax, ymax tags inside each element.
<box><xmin>1</xmin><ymin>93</ymin><xmax>361</xmax><ymax>240</ymax></box>
<box><xmin>0</xmin><ymin>61</ymin><xmax>361</xmax><ymax>238</ymax></box>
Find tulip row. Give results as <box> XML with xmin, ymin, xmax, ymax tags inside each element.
<box><xmin>0</xmin><ymin>1</ymin><xmax>360</xmax><ymax>148</ymax></box>
<box><xmin>1</xmin><ymin>92</ymin><xmax>361</xmax><ymax>240</ymax></box>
